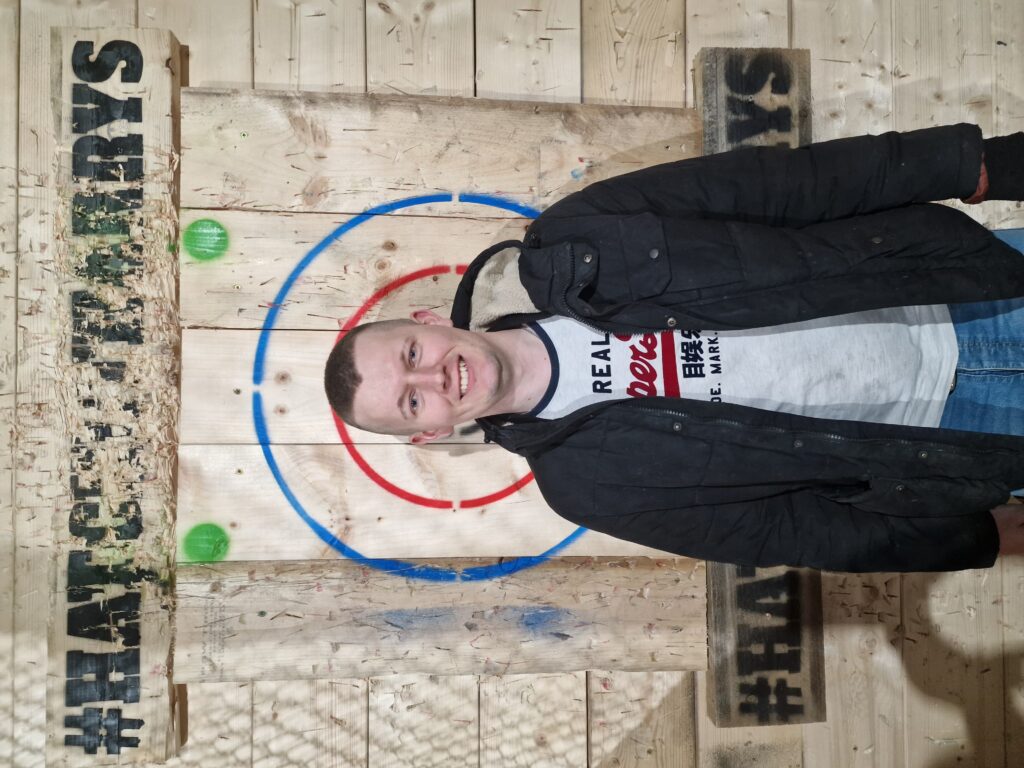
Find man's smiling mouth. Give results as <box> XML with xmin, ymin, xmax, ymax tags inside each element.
<box><xmin>458</xmin><ymin>357</ymin><xmax>469</xmax><ymax>398</ymax></box>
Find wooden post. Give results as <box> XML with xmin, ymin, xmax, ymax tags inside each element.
<box><xmin>32</xmin><ymin>28</ymin><xmax>182</xmax><ymax>762</ymax></box>
<box><xmin>694</xmin><ymin>47</ymin><xmax>826</xmax><ymax>728</ymax></box>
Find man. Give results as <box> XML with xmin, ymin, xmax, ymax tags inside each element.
<box><xmin>325</xmin><ymin>123</ymin><xmax>1024</xmax><ymax>572</ymax></box>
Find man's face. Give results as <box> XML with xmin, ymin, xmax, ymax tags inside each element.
<box><xmin>350</xmin><ymin>309</ymin><xmax>508</xmax><ymax>443</ymax></box>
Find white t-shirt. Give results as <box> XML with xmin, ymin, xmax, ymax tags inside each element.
<box><xmin>526</xmin><ymin>307</ymin><xmax>959</xmax><ymax>427</ymax></box>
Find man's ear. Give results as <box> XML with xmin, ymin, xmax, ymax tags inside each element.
<box><xmin>410</xmin><ymin>426</ymin><xmax>455</xmax><ymax>445</ymax></box>
<box><xmin>410</xmin><ymin>308</ymin><xmax>453</xmax><ymax>327</ymax></box>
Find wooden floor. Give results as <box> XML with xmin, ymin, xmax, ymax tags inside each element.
<box><xmin>5</xmin><ymin>0</ymin><xmax>1024</xmax><ymax>766</ymax></box>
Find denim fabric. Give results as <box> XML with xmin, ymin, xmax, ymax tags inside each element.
<box><xmin>939</xmin><ymin>229</ymin><xmax>1024</xmax><ymax>439</ymax></box>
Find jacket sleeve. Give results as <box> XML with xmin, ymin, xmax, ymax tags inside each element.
<box><xmin>566</xmin><ymin>490</ymin><xmax>999</xmax><ymax>572</ymax></box>
<box><xmin>541</xmin><ymin>124</ymin><xmax>983</xmax><ymax>228</ymax></box>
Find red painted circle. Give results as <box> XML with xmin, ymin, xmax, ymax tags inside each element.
<box><xmin>332</xmin><ymin>264</ymin><xmax>534</xmax><ymax>508</ymax></box>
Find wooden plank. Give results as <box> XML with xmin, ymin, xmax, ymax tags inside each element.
<box><xmin>685</xmin><ymin>0</ymin><xmax>789</xmax><ymax>108</ymax></box>
<box><xmin>178</xmin><ymin>209</ymin><xmax>526</xmax><ymax>330</ymax></box>
<box><xmin>176</xmin><ymin>443</ymin><xmax>666</xmax><ymax>560</ymax></box>
<box><xmin>163</xmin><ymin>682</ymin><xmax>253</xmax><ymax>767</ymax></box>
<box><xmin>892</xmin><ymin>0</ymin><xmax>994</xmax><ymax>225</ymax></box>
<box><xmin>901</xmin><ymin>570</ymin><xmax>1005</xmax><ymax>767</ymax></box>
<box><xmin>44</xmin><ymin>26</ymin><xmax>182</xmax><ymax>764</ymax></box>
<box><xmin>991</xmin><ymin>0</ymin><xmax>1024</xmax><ymax>229</ymax></box>
<box><xmin>791</xmin><ymin>0</ymin><xmax>894</xmax><ymax>141</ymax></box>
<box><xmin>173</xmin><ymin>557</ymin><xmax>707</xmax><ymax>682</ymax></box>
<box><xmin>693</xmin><ymin>47</ymin><xmax>811</xmax><ymax>153</ymax></box>
<box><xmin>1004</xmin><ymin>553</ymin><xmax>1024</xmax><ymax>765</ymax></box>
<box><xmin>480</xmin><ymin>673</ymin><xmax>587</xmax><ymax>767</ymax></box>
<box><xmin>365</xmin><ymin>0</ymin><xmax>474</xmax><ymax>97</ymax></box>
<box><xmin>17</xmin><ymin>4</ymin><xmax>138</xmax><ymax>765</ymax></box>
<box><xmin>139</xmin><ymin>0</ymin><xmax>254</xmax><ymax>88</ymax></box>
<box><xmin>695</xmin><ymin>671</ymin><xmax>802</xmax><ymax>768</ymax></box>
<box><xmin>581</xmin><ymin>0</ymin><xmax>686</xmax><ymax>108</ymax></box>
<box><xmin>254</xmin><ymin>0</ymin><xmax>366</xmax><ymax>92</ymax></box>
<box><xmin>252</xmin><ymin>679</ymin><xmax>367</xmax><ymax>767</ymax></box>
<box><xmin>588</xmin><ymin>671</ymin><xmax>695</xmax><ymax>768</ymax></box>
<box><xmin>179</xmin><ymin>89</ymin><xmax>701</xmax><ymax>215</ymax></box>
<box><xmin>0</xmin><ymin>0</ymin><xmax>17</xmax><ymax>763</ymax></box>
<box><xmin>892</xmin><ymin>5</ymin><xmax>1004</xmax><ymax>765</ymax></box>
<box><xmin>801</xmin><ymin>573</ymin><xmax>905</xmax><ymax>768</ymax></box>
<box><xmin>475</xmin><ymin>0</ymin><xmax>581</xmax><ymax>102</ymax></box>
<box><xmin>369</xmin><ymin>674</ymin><xmax>476</xmax><ymax>768</ymax></box>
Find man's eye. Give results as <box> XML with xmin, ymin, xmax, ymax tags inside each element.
<box><xmin>410</xmin><ymin>393</ymin><xmax>419</xmax><ymax>414</ymax></box>
<box><xmin>409</xmin><ymin>345</ymin><xmax>417</xmax><ymax>364</ymax></box>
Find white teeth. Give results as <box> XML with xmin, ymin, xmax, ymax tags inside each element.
<box><xmin>458</xmin><ymin>359</ymin><xmax>468</xmax><ymax>397</ymax></box>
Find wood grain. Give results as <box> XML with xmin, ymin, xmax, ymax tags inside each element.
<box><xmin>695</xmin><ymin>671</ymin><xmax>802</xmax><ymax>768</ymax></box>
<box><xmin>582</xmin><ymin>0</ymin><xmax>686</xmax><ymax>108</ymax></box>
<box><xmin>140</xmin><ymin>0</ymin><xmax>254</xmax><ymax>87</ymax></box>
<box><xmin>792</xmin><ymin>0</ymin><xmax>894</xmax><ymax>141</ymax></box>
<box><xmin>173</xmin><ymin>558</ymin><xmax>707</xmax><ymax>682</ymax></box>
<box><xmin>366</xmin><ymin>0</ymin><xmax>474</xmax><ymax>97</ymax></box>
<box><xmin>685</xmin><ymin>0</ymin><xmax>789</xmax><ymax>107</ymax></box>
<box><xmin>178</xmin><ymin>209</ymin><xmax>526</xmax><ymax>330</ymax></box>
<box><xmin>179</xmin><ymin>89</ymin><xmax>700</xmax><ymax>215</ymax></box>
<box><xmin>254</xmin><ymin>0</ymin><xmax>367</xmax><ymax>93</ymax></box>
<box><xmin>801</xmin><ymin>573</ymin><xmax>905</xmax><ymax>768</ymax></box>
<box><xmin>176</xmin><ymin>443</ymin><xmax>668</xmax><ymax>560</ymax></box>
<box><xmin>480</xmin><ymin>673</ymin><xmax>587</xmax><ymax>767</ymax></box>
<box><xmin>476</xmin><ymin>0</ymin><xmax>581</xmax><ymax>102</ymax></box>
<box><xmin>0</xmin><ymin>0</ymin><xmax>17</xmax><ymax>762</ymax></box>
<box><xmin>588</xmin><ymin>670</ymin><xmax>695</xmax><ymax>768</ymax></box>
<box><xmin>252</xmin><ymin>679</ymin><xmax>367</xmax><ymax>767</ymax></box>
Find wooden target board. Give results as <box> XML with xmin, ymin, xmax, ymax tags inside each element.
<box><xmin>176</xmin><ymin>90</ymin><xmax>707</xmax><ymax>564</ymax></box>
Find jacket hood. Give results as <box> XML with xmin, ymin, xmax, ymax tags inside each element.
<box><xmin>450</xmin><ymin>240</ymin><xmax>543</xmax><ymax>332</ymax></box>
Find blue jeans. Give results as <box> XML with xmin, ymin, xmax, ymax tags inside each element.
<box><xmin>939</xmin><ymin>229</ymin><xmax>1024</xmax><ymax>439</ymax></box>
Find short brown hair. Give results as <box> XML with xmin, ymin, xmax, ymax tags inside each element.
<box><xmin>324</xmin><ymin>319</ymin><xmax>413</xmax><ymax>432</ymax></box>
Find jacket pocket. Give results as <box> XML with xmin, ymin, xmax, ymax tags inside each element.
<box><xmin>617</xmin><ymin>213</ymin><xmax>672</xmax><ymax>300</ymax></box>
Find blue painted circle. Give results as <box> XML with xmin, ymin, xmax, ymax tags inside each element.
<box><xmin>252</xmin><ymin>193</ymin><xmax>587</xmax><ymax>582</ymax></box>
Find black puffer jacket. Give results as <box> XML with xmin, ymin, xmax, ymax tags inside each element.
<box><xmin>450</xmin><ymin>124</ymin><xmax>1024</xmax><ymax>572</ymax></box>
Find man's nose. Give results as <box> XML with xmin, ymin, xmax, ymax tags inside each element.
<box><xmin>409</xmin><ymin>362</ymin><xmax>447</xmax><ymax>391</ymax></box>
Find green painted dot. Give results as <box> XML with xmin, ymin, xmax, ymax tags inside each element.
<box><xmin>182</xmin><ymin>218</ymin><xmax>229</xmax><ymax>261</ymax></box>
<box><xmin>258</xmin><ymin>610</ymin><xmax>267</xmax><ymax>617</ymax></box>
<box><xmin>183</xmin><ymin>523</ymin><xmax>230</xmax><ymax>562</ymax></box>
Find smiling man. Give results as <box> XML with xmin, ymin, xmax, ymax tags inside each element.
<box><xmin>334</xmin><ymin>309</ymin><xmax>551</xmax><ymax>442</ymax></box>
<box><xmin>325</xmin><ymin>123</ymin><xmax>1024</xmax><ymax>573</ymax></box>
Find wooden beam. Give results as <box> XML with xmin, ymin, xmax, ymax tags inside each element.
<box><xmin>178</xmin><ymin>89</ymin><xmax>701</xmax><ymax>215</ymax></box>
<box><xmin>0</xmin><ymin>0</ymin><xmax>17</xmax><ymax>762</ymax></box>
<box><xmin>173</xmin><ymin>557</ymin><xmax>707</xmax><ymax>682</ymax></box>
<box><xmin>16</xmin><ymin>2</ymin><xmax>138</xmax><ymax>764</ymax></box>
<box><xmin>35</xmin><ymin>26</ymin><xmax>181</xmax><ymax>763</ymax></box>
